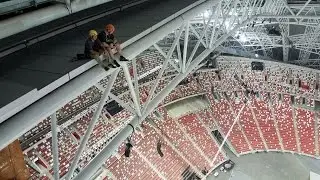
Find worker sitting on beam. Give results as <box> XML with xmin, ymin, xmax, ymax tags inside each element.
<box><xmin>85</xmin><ymin>29</ymin><xmax>120</xmax><ymax>71</ymax></box>
<box><xmin>98</xmin><ymin>24</ymin><xmax>129</xmax><ymax>62</ymax></box>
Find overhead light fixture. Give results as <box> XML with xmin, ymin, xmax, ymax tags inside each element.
<box><xmin>255</xmin><ymin>54</ymin><xmax>259</xmax><ymax>57</ymax></box>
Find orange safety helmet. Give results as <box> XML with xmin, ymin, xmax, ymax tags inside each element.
<box><xmin>105</xmin><ymin>24</ymin><xmax>115</xmax><ymax>34</ymax></box>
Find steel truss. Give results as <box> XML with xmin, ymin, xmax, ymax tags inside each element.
<box><xmin>2</xmin><ymin>0</ymin><xmax>320</xmax><ymax>180</ymax></box>
<box><xmin>189</xmin><ymin>0</ymin><xmax>320</xmax><ymax>64</ymax></box>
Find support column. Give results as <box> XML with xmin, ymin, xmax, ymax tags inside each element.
<box><xmin>291</xmin><ymin>106</ymin><xmax>301</xmax><ymax>153</ymax></box>
<box><xmin>123</xmin><ymin>64</ymin><xmax>142</xmax><ymax>117</ymax></box>
<box><xmin>314</xmin><ymin>112</ymin><xmax>319</xmax><ymax>156</ymax></box>
<box><xmin>133</xmin><ymin>148</ymin><xmax>166</xmax><ymax>179</ymax></box>
<box><xmin>50</xmin><ymin>112</ymin><xmax>60</xmax><ymax>180</ymax></box>
<box><xmin>94</xmin><ymin>83</ymin><xmax>105</xmax><ymax>91</ymax></box>
<box><xmin>65</xmin><ymin>69</ymin><xmax>120</xmax><ymax>180</ymax></box>
<box><xmin>173</xmin><ymin>118</ymin><xmax>212</xmax><ymax>164</ymax></box>
<box><xmin>248</xmin><ymin>104</ymin><xmax>269</xmax><ymax>150</ymax></box>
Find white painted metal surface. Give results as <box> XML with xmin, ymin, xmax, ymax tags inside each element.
<box><xmin>2</xmin><ymin>0</ymin><xmax>320</xmax><ymax>179</ymax></box>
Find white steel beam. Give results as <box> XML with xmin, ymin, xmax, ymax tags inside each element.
<box><xmin>208</xmin><ymin>4</ymin><xmax>221</xmax><ymax>48</ymax></box>
<box><xmin>183</xmin><ymin>22</ymin><xmax>190</xmax><ymax>73</ymax></box>
<box><xmin>50</xmin><ymin>112</ymin><xmax>60</xmax><ymax>180</ymax></box>
<box><xmin>132</xmin><ymin>58</ymin><xmax>141</xmax><ymax>107</ymax></box>
<box><xmin>75</xmin><ymin>18</ymin><xmax>254</xmax><ymax>180</ymax></box>
<box><xmin>65</xmin><ymin>69</ymin><xmax>120</xmax><ymax>180</ymax></box>
<box><xmin>257</xmin><ymin>15</ymin><xmax>320</xmax><ymax>20</ymax></box>
<box><xmin>109</xmin><ymin>93</ymin><xmax>136</xmax><ymax>115</ymax></box>
<box><xmin>153</xmin><ymin>44</ymin><xmax>180</xmax><ymax>72</ymax></box>
<box><xmin>296</xmin><ymin>0</ymin><xmax>312</xmax><ymax>16</ymax></box>
<box><xmin>189</xmin><ymin>25</ymin><xmax>207</xmax><ymax>48</ymax></box>
<box><xmin>176</xmin><ymin>38</ymin><xmax>183</xmax><ymax>72</ymax></box>
<box><xmin>0</xmin><ymin>0</ymin><xmax>214</xmax><ymax>151</ymax></box>
<box><xmin>123</xmin><ymin>64</ymin><xmax>142</xmax><ymax>117</ymax></box>
<box><xmin>142</xmin><ymin>26</ymin><xmax>185</xmax><ymax>113</ymax></box>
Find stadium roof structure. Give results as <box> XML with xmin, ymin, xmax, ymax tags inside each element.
<box><xmin>1</xmin><ymin>0</ymin><xmax>320</xmax><ymax>179</ymax></box>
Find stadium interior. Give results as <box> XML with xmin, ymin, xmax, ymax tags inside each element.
<box><xmin>1</xmin><ymin>0</ymin><xmax>320</xmax><ymax>180</ymax></box>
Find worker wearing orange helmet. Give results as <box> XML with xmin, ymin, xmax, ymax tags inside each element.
<box><xmin>85</xmin><ymin>29</ymin><xmax>119</xmax><ymax>71</ymax></box>
<box><xmin>97</xmin><ymin>24</ymin><xmax>129</xmax><ymax>62</ymax></box>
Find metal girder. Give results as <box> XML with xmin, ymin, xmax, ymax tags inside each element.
<box><xmin>142</xmin><ymin>26</ymin><xmax>185</xmax><ymax>113</ymax></box>
<box><xmin>183</xmin><ymin>22</ymin><xmax>190</xmax><ymax>73</ymax></box>
<box><xmin>123</xmin><ymin>64</ymin><xmax>142</xmax><ymax>117</ymax></box>
<box><xmin>50</xmin><ymin>112</ymin><xmax>60</xmax><ymax>180</ymax></box>
<box><xmin>10</xmin><ymin>0</ymin><xmax>320</xmax><ymax>180</ymax></box>
<box><xmin>132</xmin><ymin>58</ymin><xmax>141</xmax><ymax>110</ymax></box>
<box><xmin>296</xmin><ymin>0</ymin><xmax>312</xmax><ymax>16</ymax></box>
<box><xmin>153</xmin><ymin>44</ymin><xmax>180</xmax><ymax>72</ymax></box>
<box><xmin>75</xmin><ymin>12</ymin><xmax>255</xmax><ymax>180</ymax></box>
<box><xmin>65</xmin><ymin>69</ymin><xmax>120</xmax><ymax>180</ymax></box>
<box><xmin>0</xmin><ymin>0</ymin><xmax>213</xmax><ymax>151</ymax></box>
<box><xmin>278</xmin><ymin>19</ymin><xmax>290</xmax><ymax>62</ymax></box>
<box><xmin>109</xmin><ymin>93</ymin><xmax>136</xmax><ymax>114</ymax></box>
<box><xmin>291</xmin><ymin>59</ymin><xmax>320</xmax><ymax>70</ymax></box>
